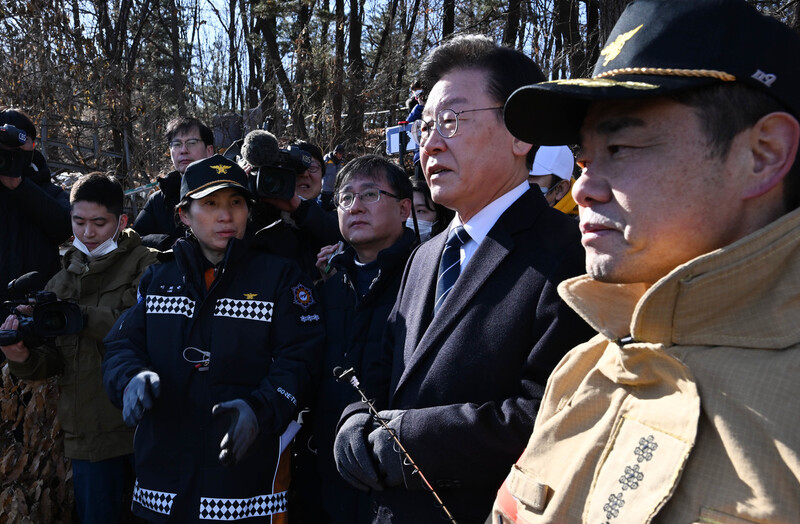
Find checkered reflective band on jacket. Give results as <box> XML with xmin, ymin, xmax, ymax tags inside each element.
<box><xmin>133</xmin><ymin>481</ymin><xmax>176</xmax><ymax>515</ymax></box>
<box><xmin>199</xmin><ymin>491</ymin><xmax>288</xmax><ymax>520</ymax></box>
<box><xmin>146</xmin><ymin>295</ymin><xmax>196</xmax><ymax>317</ymax></box>
<box><xmin>213</xmin><ymin>298</ymin><xmax>274</xmax><ymax>322</ymax></box>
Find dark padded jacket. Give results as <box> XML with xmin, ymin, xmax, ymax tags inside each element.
<box><xmin>250</xmin><ymin>199</ymin><xmax>343</xmax><ymax>280</ymax></box>
<box><xmin>132</xmin><ymin>170</ymin><xmax>185</xmax><ymax>250</ymax></box>
<box><xmin>297</xmin><ymin>228</ymin><xmax>416</xmax><ymax>523</ymax></box>
<box><xmin>0</xmin><ymin>151</ymin><xmax>71</xmax><ymax>301</ymax></box>
<box><xmin>102</xmin><ymin>236</ymin><xmax>325</xmax><ymax>523</ymax></box>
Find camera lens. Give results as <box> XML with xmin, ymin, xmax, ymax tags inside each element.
<box><xmin>260</xmin><ymin>173</ymin><xmax>288</xmax><ymax>195</ymax></box>
<box><xmin>255</xmin><ymin>166</ymin><xmax>295</xmax><ymax>200</ymax></box>
<box><xmin>39</xmin><ymin>311</ymin><xmax>68</xmax><ymax>331</ymax></box>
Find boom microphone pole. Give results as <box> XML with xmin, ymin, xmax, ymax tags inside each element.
<box><xmin>333</xmin><ymin>366</ymin><xmax>457</xmax><ymax>523</ymax></box>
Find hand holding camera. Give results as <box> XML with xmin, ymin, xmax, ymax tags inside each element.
<box><xmin>0</xmin><ymin>272</ymin><xmax>84</xmax><ymax>349</ymax></box>
<box><xmin>0</xmin><ymin>314</ymin><xmax>30</xmax><ymax>363</ymax></box>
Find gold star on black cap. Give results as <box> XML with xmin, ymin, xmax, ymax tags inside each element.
<box><xmin>504</xmin><ymin>0</ymin><xmax>800</xmax><ymax>145</ymax></box>
<box><xmin>180</xmin><ymin>154</ymin><xmax>253</xmax><ymax>200</ymax></box>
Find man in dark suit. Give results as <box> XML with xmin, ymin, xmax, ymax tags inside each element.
<box><xmin>333</xmin><ymin>35</ymin><xmax>595</xmax><ymax>523</ymax></box>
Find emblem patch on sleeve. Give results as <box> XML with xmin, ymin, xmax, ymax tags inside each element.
<box><xmin>291</xmin><ymin>284</ymin><xmax>316</xmax><ymax>311</ymax></box>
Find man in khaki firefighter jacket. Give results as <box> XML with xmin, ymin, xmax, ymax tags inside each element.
<box><xmin>493</xmin><ymin>0</ymin><xmax>800</xmax><ymax>522</ymax></box>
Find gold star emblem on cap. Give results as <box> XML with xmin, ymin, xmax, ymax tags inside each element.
<box><xmin>210</xmin><ymin>164</ymin><xmax>232</xmax><ymax>175</ymax></box>
<box><xmin>600</xmin><ymin>24</ymin><xmax>643</xmax><ymax>66</ymax></box>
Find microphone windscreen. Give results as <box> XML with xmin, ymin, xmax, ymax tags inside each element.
<box><xmin>241</xmin><ymin>130</ymin><xmax>279</xmax><ymax>167</ymax></box>
<box><xmin>8</xmin><ymin>271</ymin><xmax>46</xmax><ymax>295</ymax></box>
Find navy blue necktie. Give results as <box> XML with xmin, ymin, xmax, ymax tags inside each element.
<box><xmin>434</xmin><ymin>225</ymin><xmax>470</xmax><ymax>315</ymax></box>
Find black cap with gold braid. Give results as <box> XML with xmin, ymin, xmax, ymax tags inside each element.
<box><xmin>505</xmin><ymin>0</ymin><xmax>800</xmax><ymax>145</ymax></box>
<box><xmin>180</xmin><ymin>154</ymin><xmax>253</xmax><ymax>200</ymax></box>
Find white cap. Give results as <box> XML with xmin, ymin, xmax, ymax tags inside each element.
<box><xmin>530</xmin><ymin>145</ymin><xmax>575</xmax><ymax>181</ymax></box>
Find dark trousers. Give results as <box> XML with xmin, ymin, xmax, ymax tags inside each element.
<box><xmin>72</xmin><ymin>454</ymin><xmax>136</xmax><ymax>524</ymax></box>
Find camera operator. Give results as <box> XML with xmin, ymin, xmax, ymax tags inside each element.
<box><xmin>2</xmin><ymin>173</ymin><xmax>158</xmax><ymax>523</ymax></box>
<box><xmin>246</xmin><ymin>139</ymin><xmax>343</xmax><ymax>280</ymax></box>
<box><xmin>0</xmin><ymin>107</ymin><xmax>71</xmax><ymax>302</ymax></box>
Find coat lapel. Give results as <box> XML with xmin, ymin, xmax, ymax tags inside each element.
<box><xmin>400</xmin><ymin>232</ymin><xmax>445</xmax><ymax>367</ymax></box>
<box><xmin>393</xmin><ymin>190</ymin><xmax>542</xmax><ymax>397</ymax></box>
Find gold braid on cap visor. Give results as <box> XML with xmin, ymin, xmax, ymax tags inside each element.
<box><xmin>596</xmin><ymin>67</ymin><xmax>736</xmax><ymax>81</ymax></box>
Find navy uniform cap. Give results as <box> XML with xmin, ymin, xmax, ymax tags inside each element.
<box><xmin>180</xmin><ymin>154</ymin><xmax>253</xmax><ymax>200</ymax></box>
<box><xmin>505</xmin><ymin>0</ymin><xmax>800</xmax><ymax>145</ymax></box>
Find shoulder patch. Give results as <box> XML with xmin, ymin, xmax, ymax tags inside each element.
<box><xmin>291</xmin><ymin>283</ymin><xmax>316</xmax><ymax>311</ymax></box>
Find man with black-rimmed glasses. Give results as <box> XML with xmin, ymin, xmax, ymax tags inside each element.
<box><xmin>333</xmin><ymin>35</ymin><xmax>593</xmax><ymax>523</ymax></box>
<box><xmin>133</xmin><ymin>116</ymin><xmax>214</xmax><ymax>249</ymax></box>
<box><xmin>292</xmin><ymin>154</ymin><xmax>417</xmax><ymax>523</ymax></box>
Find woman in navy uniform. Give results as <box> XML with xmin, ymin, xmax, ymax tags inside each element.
<box><xmin>103</xmin><ymin>155</ymin><xmax>323</xmax><ymax>523</ymax></box>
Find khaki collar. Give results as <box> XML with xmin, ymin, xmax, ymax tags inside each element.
<box><xmin>560</xmin><ymin>207</ymin><xmax>800</xmax><ymax>349</ymax></box>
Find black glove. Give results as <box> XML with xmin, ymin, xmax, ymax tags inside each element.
<box><xmin>212</xmin><ymin>399</ymin><xmax>259</xmax><ymax>467</ymax></box>
<box><xmin>367</xmin><ymin>410</ymin><xmax>406</xmax><ymax>488</ymax></box>
<box><xmin>122</xmin><ymin>371</ymin><xmax>161</xmax><ymax>427</ymax></box>
<box><xmin>334</xmin><ymin>412</ymin><xmax>382</xmax><ymax>491</ymax></box>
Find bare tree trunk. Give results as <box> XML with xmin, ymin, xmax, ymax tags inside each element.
<box><xmin>599</xmin><ymin>0</ymin><xmax>628</xmax><ymax>44</ymax></box>
<box><xmin>344</xmin><ymin>0</ymin><xmax>365</xmax><ymax>139</ymax></box>
<box><xmin>442</xmin><ymin>0</ymin><xmax>455</xmax><ymax>38</ymax></box>
<box><xmin>584</xmin><ymin>0</ymin><xmax>601</xmax><ymax>74</ymax></box>
<box><xmin>70</xmin><ymin>0</ymin><xmax>85</xmax><ymax>62</ymax></box>
<box><xmin>307</xmin><ymin>0</ymin><xmax>329</xmax><ymax>142</ymax></box>
<box><xmin>370</xmin><ymin>0</ymin><xmax>400</xmax><ymax>81</ymax></box>
<box><xmin>238</xmin><ymin>0</ymin><xmax>259</xmax><ymax>109</ymax></box>
<box><xmin>392</xmin><ymin>0</ymin><xmax>422</xmax><ymax>121</ymax></box>
<box><xmin>292</xmin><ymin>0</ymin><xmax>312</xmax><ymax>137</ymax></box>
<box><xmin>227</xmin><ymin>0</ymin><xmax>238</xmax><ymax>110</ymax></box>
<box><xmin>257</xmin><ymin>14</ymin><xmax>301</xmax><ymax>134</ymax></box>
<box><xmin>332</xmin><ymin>0</ymin><xmax>345</xmax><ymax>140</ymax></box>
<box><xmin>553</xmin><ymin>0</ymin><xmax>566</xmax><ymax>78</ymax></box>
<box><xmin>566</xmin><ymin>0</ymin><xmax>588</xmax><ymax>76</ymax></box>
<box><xmin>167</xmin><ymin>0</ymin><xmax>187</xmax><ymax>115</ymax></box>
<box><xmin>503</xmin><ymin>0</ymin><xmax>521</xmax><ymax>47</ymax></box>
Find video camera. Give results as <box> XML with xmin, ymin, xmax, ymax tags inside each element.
<box><xmin>0</xmin><ymin>272</ymin><xmax>83</xmax><ymax>348</ymax></box>
<box><xmin>224</xmin><ymin>130</ymin><xmax>311</xmax><ymax>200</ymax></box>
<box><xmin>0</xmin><ymin>124</ymin><xmax>30</xmax><ymax>177</ymax></box>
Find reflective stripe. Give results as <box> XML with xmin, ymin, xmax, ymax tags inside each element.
<box><xmin>133</xmin><ymin>480</ymin><xmax>176</xmax><ymax>515</ymax></box>
<box><xmin>146</xmin><ymin>295</ymin><xmax>195</xmax><ymax>317</ymax></box>
<box><xmin>199</xmin><ymin>491</ymin><xmax>287</xmax><ymax>520</ymax></box>
<box><xmin>214</xmin><ymin>298</ymin><xmax>274</xmax><ymax>322</ymax></box>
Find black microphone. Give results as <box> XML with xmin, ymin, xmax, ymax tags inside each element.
<box><xmin>7</xmin><ymin>271</ymin><xmax>46</xmax><ymax>298</ymax></box>
<box><xmin>241</xmin><ymin>130</ymin><xmax>280</xmax><ymax>168</ymax></box>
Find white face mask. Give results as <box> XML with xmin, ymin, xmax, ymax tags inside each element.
<box><xmin>73</xmin><ymin>218</ymin><xmax>122</xmax><ymax>260</ymax></box>
<box><xmin>406</xmin><ymin>218</ymin><xmax>436</xmax><ymax>242</ymax></box>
